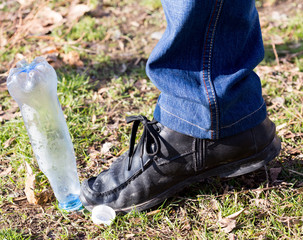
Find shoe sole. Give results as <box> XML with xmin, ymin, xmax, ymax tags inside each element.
<box><xmin>81</xmin><ymin>135</ymin><xmax>281</xmax><ymax>213</ymax></box>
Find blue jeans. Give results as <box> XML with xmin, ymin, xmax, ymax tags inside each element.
<box><xmin>146</xmin><ymin>0</ymin><xmax>266</xmax><ymax>140</ymax></box>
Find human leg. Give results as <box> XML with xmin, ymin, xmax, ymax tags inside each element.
<box><xmin>147</xmin><ymin>0</ymin><xmax>266</xmax><ymax>140</ymax></box>
<box><xmin>80</xmin><ymin>0</ymin><xmax>281</xmax><ymax>213</ymax></box>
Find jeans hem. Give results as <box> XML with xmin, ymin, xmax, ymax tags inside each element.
<box><xmin>153</xmin><ymin>97</ymin><xmax>267</xmax><ymax>140</ymax></box>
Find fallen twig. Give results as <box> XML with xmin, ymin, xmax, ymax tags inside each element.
<box><xmin>288</xmin><ymin>169</ymin><xmax>303</xmax><ymax>177</ymax></box>
<box><xmin>271</xmin><ymin>37</ymin><xmax>280</xmax><ymax>66</ymax></box>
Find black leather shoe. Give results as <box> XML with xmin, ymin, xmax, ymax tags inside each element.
<box><xmin>80</xmin><ymin>115</ymin><xmax>281</xmax><ymax>213</ymax></box>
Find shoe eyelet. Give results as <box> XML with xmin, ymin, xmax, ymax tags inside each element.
<box><xmin>153</xmin><ymin>156</ymin><xmax>159</xmax><ymax>161</ymax></box>
<box><xmin>155</xmin><ymin>125</ymin><xmax>161</xmax><ymax>133</ymax></box>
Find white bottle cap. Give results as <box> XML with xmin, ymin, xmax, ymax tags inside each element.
<box><xmin>91</xmin><ymin>205</ymin><xmax>116</xmax><ymax>225</ymax></box>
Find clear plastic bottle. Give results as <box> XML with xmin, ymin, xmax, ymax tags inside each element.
<box><xmin>7</xmin><ymin>57</ymin><xmax>82</xmax><ymax>211</ymax></box>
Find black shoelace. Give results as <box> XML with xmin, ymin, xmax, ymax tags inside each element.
<box><xmin>126</xmin><ymin>115</ymin><xmax>160</xmax><ymax>171</ymax></box>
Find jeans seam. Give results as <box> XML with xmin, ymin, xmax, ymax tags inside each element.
<box><xmin>221</xmin><ymin>101</ymin><xmax>265</xmax><ymax>129</ymax></box>
<box><xmin>202</xmin><ymin>0</ymin><xmax>224</xmax><ymax>140</ymax></box>
<box><xmin>202</xmin><ymin>1</ymin><xmax>217</xmax><ymax>139</ymax></box>
<box><xmin>159</xmin><ymin>105</ymin><xmax>212</xmax><ymax>132</ymax></box>
<box><xmin>209</xmin><ymin>0</ymin><xmax>224</xmax><ymax>139</ymax></box>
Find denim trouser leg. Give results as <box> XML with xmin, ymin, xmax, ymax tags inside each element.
<box><xmin>146</xmin><ymin>0</ymin><xmax>267</xmax><ymax>140</ymax></box>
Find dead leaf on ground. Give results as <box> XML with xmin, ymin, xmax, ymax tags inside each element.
<box><xmin>269</xmin><ymin>167</ymin><xmax>282</xmax><ymax>182</ymax></box>
<box><xmin>88</xmin><ymin>148</ymin><xmax>101</xmax><ymax>161</ymax></box>
<box><xmin>41</xmin><ymin>46</ymin><xmax>60</xmax><ymax>55</ymax></box>
<box><xmin>218</xmin><ymin>209</ymin><xmax>244</xmax><ymax>233</ymax></box>
<box><xmin>67</xmin><ymin>4</ymin><xmax>91</xmax><ymax>23</ymax></box>
<box><xmin>46</xmin><ymin>54</ymin><xmax>63</xmax><ymax>69</ymax></box>
<box><xmin>0</xmin><ymin>166</ymin><xmax>12</xmax><ymax>177</ymax></box>
<box><xmin>219</xmin><ymin>218</ymin><xmax>237</xmax><ymax>233</ymax></box>
<box><xmin>89</xmin><ymin>150</ymin><xmax>101</xmax><ymax>160</ymax></box>
<box><xmin>276</xmin><ymin>123</ymin><xmax>287</xmax><ymax>131</ymax></box>
<box><xmin>101</xmin><ymin>142</ymin><xmax>113</xmax><ymax>155</ymax></box>
<box><xmin>229</xmin><ymin>233</ymin><xmax>238</xmax><ymax>240</ymax></box>
<box><xmin>271</xmin><ymin>96</ymin><xmax>285</xmax><ymax>106</ymax></box>
<box><xmin>0</xmin><ymin>83</ymin><xmax>7</xmax><ymax>93</ymax></box>
<box><xmin>0</xmin><ymin>34</ymin><xmax>7</xmax><ymax>48</ymax></box>
<box><xmin>28</xmin><ymin>7</ymin><xmax>63</xmax><ymax>36</ymax></box>
<box><xmin>226</xmin><ymin>209</ymin><xmax>245</xmax><ymax>219</ymax></box>
<box><xmin>0</xmin><ymin>111</ymin><xmax>20</xmax><ymax>122</ymax></box>
<box><xmin>17</xmin><ymin>0</ymin><xmax>34</xmax><ymax>7</ymax></box>
<box><xmin>62</xmin><ymin>51</ymin><xmax>84</xmax><ymax>67</ymax></box>
<box><xmin>134</xmin><ymin>79</ymin><xmax>147</xmax><ymax>91</ymax></box>
<box><xmin>3</xmin><ymin>137</ymin><xmax>16</xmax><ymax>149</ymax></box>
<box><xmin>98</xmin><ymin>87</ymin><xmax>110</xmax><ymax>94</ymax></box>
<box><xmin>24</xmin><ymin>162</ymin><xmax>38</xmax><ymax>205</ymax></box>
<box><xmin>36</xmin><ymin>189</ymin><xmax>55</xmax><ymax>205</ymax></box>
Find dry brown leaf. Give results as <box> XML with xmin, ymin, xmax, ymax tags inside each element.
<box><xmin>271</xmin><ymin>96</ymin><xmax>285</xmax><ymax>106</ymax></box>
<box><xmin>28</xmin><ymin>7</ymin><xmax>63</xmax><ymax>35</ymax></box>
<box><xmin>0</xmin><ymin>113</ymin><xmax>20</xmax><ymax>122</ymax></box>
<box><xmin>3</xmin><ymin>137</ymin><xmax>16</xmax><ymax>149</ymax></box>
<box><xmin>98</xmin><ymin>87</ymin><xmax>110</xmax><ymax>94</ymax></box>
<box><xmin>101</xmin><ymin>142</ymin><xmax>113</xmax><ymax>155</ymax></box>
<box><xmin>269</xmin><ymin>167</ymin><xmax>282</xmax><ymax>182</ymax></box>
<box><xmin>17</xmin><ymin>0</ymin><xmax>34</xmax><ymax>6</ymax></box>
<box><xmin>38</xmin><ymin>7</ymin><xmax>63</xmax><ymax>27</ymax></box>
<box><xmin>228</xmin><ymin>233</ymin><xmax>237</xmax><ymax>240</ymax></box>
<box><xmin>226</xmin><ymin>209</ymin><xmax>245</xmax><ymax>220</ymax></box>
<box><xmin>67</xmin><ymin>4</ymin><xmax>91</xmax><ymax>23</ymax></box>
<box><xmin>0</xmin><ymin>35</ymin><xmax>7</xmax><ymax>48</ymax></box>
<box><xmin>0</xmin><ymin>166</ymin><xmax>12</xmax><ymax>177</ymax></box>
<box><xmin>89</xmin><ymin>151</ymin><xmax>101</xmax><ymax>160</ymax></box>
<box><xmin>218</xmin><ymin>209</ymin><xmax>244</xmax><ymax>233</ymax></box>
<box><xmin>0</xmin><ymin>83</ymin><xmax>6</xmax><ymax>93</ymax></box>
<box><xmin>24</xmin><ymin>162</ymin><xmax>38</xmax><ymax>205</ymax></box>
<box><xmin>46</xmin><ymin>54</ymin><xmax>63</xmax><ymax>69</ymax></box>
<box><xmin>36</xmin><ymin>189</ymin><xmax>55</xmax><ymax>205</ymax></box>
<box><xmin>62</xmin><ymin>51</ymin><xmax>84</xmax><ymax>67</ymax></box>
<box><xmin>276</xmin><ymin>123</ymin><xmax>287</xmax><ymax>131</ymax></box>
<box><xmin>134</xmin><ymin>79</ymin><xmax>147</xmax><ymax>90</ymax></box>
<box><xmin>88</xmin><ymin>147</ymin><xmax>101</xmax><ymax>161</ymax></box>
<box><xmin>41</xmin><ymin>46</ymin><xmax>60</xmax><ymax>55</ymax></box>
<box><xmin>219</xmin><ymin>218</ymin><xmax>237</xmax><ymax>233</ymax></box>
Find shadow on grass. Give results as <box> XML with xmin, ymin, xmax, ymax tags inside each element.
<box><xmin>54</xmin><ymin>56</ymin><xmax>149</xmax><ymax>91</ymax></box>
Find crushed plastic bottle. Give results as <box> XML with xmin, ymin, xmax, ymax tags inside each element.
<box><xmin>7</xmin><ymin>57</ymin><xmax>82</xmax><ymax>211</ymax></box>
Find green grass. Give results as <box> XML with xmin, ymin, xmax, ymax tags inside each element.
<box><xmin>0</xmin><ymin>229</ymin><xmax>29</xmax><ymax>240</ymax></box>
<box><xmin>0</xmin><ymin>0</ymin><xmax>303</xmax><ymax>239</ymax></box>
<box><xmin>61</xmin><ymin>16</ymin><xmax>107</xmax><ymax>42</ymax></box>
<box><xmin>262</xmin><ymin>10</ymin><xmax>303</xmax><ymax>66</ymax></box>
<box><xmin>141</xmin><ymin>0</ymin><xmax>162</xmax><ymax>10</ymax></box>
